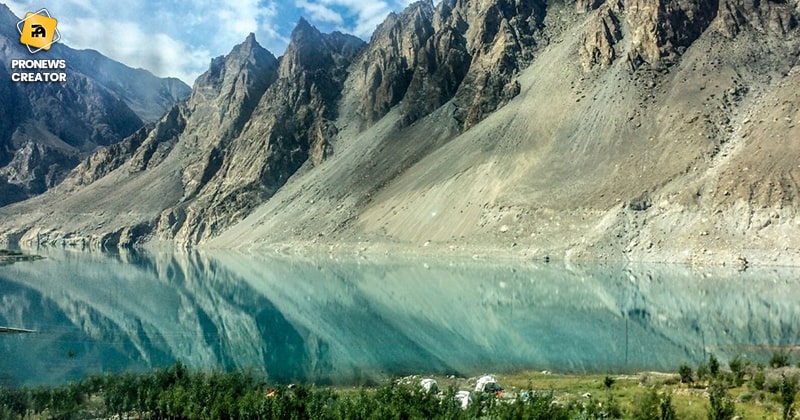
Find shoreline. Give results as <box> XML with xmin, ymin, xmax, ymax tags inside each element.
<box><xmin>209</xmin><ymin>238</ymin><xmax>800</xmax><ymax>269</ymax></box>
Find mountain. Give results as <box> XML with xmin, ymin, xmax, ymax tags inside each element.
<box><xmin>1</xmin><ymin>0</ymin><xmax>799</xmax><ymax>265</ymax></box>
<box><xmin>0</xmin><ymin>4</ymin><xmax>190</xmax><ymax>206</ymax></box>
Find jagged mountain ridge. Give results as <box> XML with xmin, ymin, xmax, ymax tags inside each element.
<box><xmin>0</xmin><ymin>4</ymin><xmax>191</xmax><ymax>206</ymax></box>
<box><xmin>1</xmin><ymin>0</ymin><xmax>799</xmax><ymax>265</ymax></box>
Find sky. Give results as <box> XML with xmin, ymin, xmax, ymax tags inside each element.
<box><xmin>4</xmin><ymin>0</ymin><xmax>418</xmax><ymax>85</ymax></box>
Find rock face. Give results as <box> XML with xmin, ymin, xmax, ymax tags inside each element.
<box><xmin>348</xmin><ymin>0</ymin><xmax>545</xmax><ymax>129</ymax></box>
<box><xmin>162</xmin><ymin>25</ymin><xmax>365</xmax><ymax>244</ymax></box>
<box><xmin>354</xmin><ymin>1</ymin><xmax>436</xmax><ymax>124</ymax></box>
<box><xmin>579</xmin><ymin>0</ymin><xmax>799</xmax><ymax>71</ymax></box>
<box><xmin>1</xmin><ymin>0</ymin><xmax>799</xmax><ymax>265</ymax></box>
<box><xmin>0</xmin><ymin>5</ymin><xmax>191</xmax><ymax>206</ymax></box>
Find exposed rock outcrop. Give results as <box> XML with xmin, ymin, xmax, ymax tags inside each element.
<box><xmin>580</xmin><ymin>5</ymin><xmax>622</xmax><ymax>70</ymax></box>
<box><xmin>576</xmin><ymin>0</ymin><xmax>606</xmax><ymax>13</ymax></box>
<box><xmin>159</xmin><ymin>24</ymin><xmax>365</xmax><ymax>244</ymax></box>
<box><xmin>718</xmin><ymin>0</ymin><xmax>799</xmax><ymax>37</ymax></box>
<box><xmin>354</xmin><ymin>1</ymin><xmax>436</xmax><ymax>124</ymax></box>
<box><xmin>62</xmin><ymin>105</ymin><xmax>188</xmax><ymax>189</ymax></box>
<box><xmin>579</xmin><ymin>0</ymin><xmax>799</xmax><ymax>71</ymax></box>
<box><xmin>346</xmin><ymin>0</ymin><xmax>547</xmax><ymax>129</ymax></box>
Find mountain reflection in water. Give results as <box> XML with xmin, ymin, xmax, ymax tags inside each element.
<box><xmin>1</xmin><ymin>248</ymin><xmax>799</xmax><ymax>387</ymax></box>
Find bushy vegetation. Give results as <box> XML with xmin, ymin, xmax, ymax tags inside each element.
<box><xmin>781</xmin><ymin>373</ymin><xmax>798</xmax><ymax>420</ymax></box>
<box><xmin>0</xmin><ymin>362</ymin><xmax>571</xmax><ymax>420</ymax></box>
<box><xmin>771</xmin><ymin>351</ymin><xmax>793</xmax><ymax>369</ymax></box>
<box><xmin>4</xmin><ymin>353</ymin><xmax>800</xmax><ymax>419</ymax></box>
<box><xmin>678</xmin><ymin>364</ymin><xmax>694</xmax><ymax>384</ymax></box>
<box><xmin>632</xmin><ymin>387</ymin><xmax>675</xmax><ymax>420</ymax></box>
<box><xmin>707</xmin><ymin>382</ymin><xmax>736</xmax><ymax>420</ymax></box>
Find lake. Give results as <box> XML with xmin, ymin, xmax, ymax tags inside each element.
<box><xmin>1</xmin><ymin>248</ymin><xmax>799</xmax><ymax>387</ymax></box>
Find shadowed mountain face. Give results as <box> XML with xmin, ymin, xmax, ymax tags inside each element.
<box><xmin>1</xmin><ymin>249</ymin><xmax>800</xmax><ymax>386</ymax></box>
<box><xmin>0</xmin><ymin>0</ymin><xmax>799</xmax><ymax>265</ymax></box>
<box><xmin>0</xmin><ymin>4</ymin><xmax>190</xmax><ymax>206</ymax></box>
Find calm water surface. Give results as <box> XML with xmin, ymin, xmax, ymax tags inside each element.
<box><xmin>1</xmin><ymin>248</ymin><xmax>799</xmax><ymax>387</ymax></box>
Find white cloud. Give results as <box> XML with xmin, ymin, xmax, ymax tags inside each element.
<box><xmin>297</xmin><ymin>0</ymin><xmax>420</xmax><ymax>38</ymax></box>
<box><xmin>4</xmin><ymin>0</ymin><xmax>425</xmax><ymax>84</ymax></box>
<box><xmin>295</xmin><ymin>0</ymin><xmax>343</xmax><ymax>25</ymax></box>
<box><xmin>58</xmin><ymin>18</ymin><xmax>210</xmax><ymax>84</ymax></box>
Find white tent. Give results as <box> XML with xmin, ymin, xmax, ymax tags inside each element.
<box><xmin>474</xmin><ymin>375</ymin><xmax>503</xmax><ymax>393</ymax></box>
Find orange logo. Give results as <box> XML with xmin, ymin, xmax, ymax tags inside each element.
<box><xmin>17</xmin><ymin>9</ymin><xmax>60</xmax><ymax>53</ymax></box>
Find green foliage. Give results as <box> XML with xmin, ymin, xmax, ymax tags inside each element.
<box><xmin>633</xmin><ymin>387</ymin><xmax>676</xmax><ymax>420</ymax></box>
<box><xmin>632</xmin><ymin>387</ymin><xmax>658</xmax><ymax>420</ymax></box>
<box><xmin>728</xmin><ymin>356</ymin><xmax>745</xmax><ymax>387</ymax></box>
<box><xmin>709</xmin><ymin>354</ymin><xmax>720</xmax><ymax>378</ymax></box>
<box><xmin>771</xmin><ymin>351</ymin><xmax>792</xmax><ymax>369</ymax></box>
<box><xmin>660</xmin><ymin>394</ymin><xmax>677</xmax><ymax>420</ymax></box>
<box><xmin>678</xmin><ymin>364</ymin><xmax>694</xmax><ymax>384</ymax></box>
<box><xmin>697</xmin><ymin>363</ymin><xmax>710</xmax><ymax>381</ymax></box>
<box><xmin>753</xmin><ymin>368</ymin><xmax>767</xmax><ymax>391</ymax></box>
<box><xmin>707</xmin><ymin>382</ymin><xmax>736</xmax><ymax>420</ymax></box>
<box><xmin>0</xmin><ymin>364</ymin><xmax>578</xmax><ymax>420</ymax></box>
<box><xmin>482</xmin><ymin>390</ymin><xmax>570</xmax><ymax>420</ymax></box>
<box><xmin>579</xmin><ymin>393</ymin><xmax>623</xmax><ymax>419</ymax></box>
<box><xmin>781</xmin><ymin>374</ymin><xmax>797</xmax><ymax>420</ymax></box>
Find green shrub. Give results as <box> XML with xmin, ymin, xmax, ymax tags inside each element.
<box><xmin>782</xmin><ymin>374</ymin><xmax>798</xmax><ymax>420</ymax></box>
<box><xmin>679</xmin><ymin>364</ymin><xmax>694</xmax><ymax>384</ymax></box>
<box><xmin>708</xmin><ymin>382</ymin><xmax>736</xmax><ymax>420</ymax></box>
<box><xmin>660</xmin><ymin>394</ymin><xmax>677</xmax><ymax>420</ymax></box>
<box><xmin>633</xmin><ymin>387</ymin><xmax>675</xmax><ymax>420</ymax></box>
<box><xmin>709</xmin><ymin>354</ymin><xmax>720</xmax><ymax>378</ymax></box>
<box><xmin>728</xmin><ymin>356</ymin><xmax>745</xmax><ymax>387</ymax></box>
<box><xmin>771</xmin><ymin>351</ymin><xmax>792</xmax><ymax>369</ymax></box>
<box><xmin>767</xmin><ymin>371</ymin><xmax>787</xmax><ymax>394</ymax></box>
<box><xmin>580</xmin><ymin>393</ymin><xmax>623</xmax><ymax>419</ymax></box>
<box><xmin>697</xmin><ymin>363</ymin><xmax>710</xmax><ymax>381</ymax></box>
<box><xmin>754</xmin><ymin>368</ymin><xmax>767</xmax><ymax>391</ymax></box>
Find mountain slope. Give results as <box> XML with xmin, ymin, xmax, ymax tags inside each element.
<box><xmin>1</xmin><ymin>0</ymin><xmax>799</xmax><ymax>265</ymax></box>
<box><xmin>214</xmin><ymin>0</ymin><xmax>800</xmax><ymax>266</ymax></box>
<box><xmin>0</xmin><ymin>4</ymin><xmax>190</xmax><ymax>205</ymax></box>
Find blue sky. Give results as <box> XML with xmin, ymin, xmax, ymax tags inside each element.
<box><xmin>4</xmin><ymin>0</ymin><xmax>418</xmax><ymax>84</ymax></box>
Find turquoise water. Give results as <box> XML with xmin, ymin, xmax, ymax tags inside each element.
<box><xmin>1</xmin><ymin>248</ymin><xmax>799</xmax><ymax>387</ymax></box>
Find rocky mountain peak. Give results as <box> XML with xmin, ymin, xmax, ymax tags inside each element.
<box><xmin>351</xmin><ymin>0</ymin><xmax>436</xmax><ymax>123</ymax></box>
<box><xmin>191</xmin><ymin>33</ymin><xmax>277</xmax><ymax>103</ymax></box>
<box><xmin>279</xmin><ymin>19</ymin><xmax>334</xmax><ymax>78</ymax></box>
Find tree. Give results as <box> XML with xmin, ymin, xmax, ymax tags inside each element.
<box><xmin>781</xmin><ymin>374</ymin><xmax>797</xmax><ymax>420</ymax></box>
<box><xmin>707</xmin><ymin>382</ymin><xmax>736</xmax><ymax>420</ymax></box>
<box><xmin>679</xmin><ymin>364</ymin><xmax>694</xmax><ymax>384</ymax></box>
<box><xmin>728</xmin><ymin>356</ymin><xmax>745</xmax><ymax>387</ymax></box>
<box><xmin>709</xmin><ymin>354</ymin><xmax>720</xmax><ymax>378</ymax></box>
<box><xmin>660</xmin><ymin>394</ymin><xmax>677</xmax><ymax>420</ymax></box>
<box><xmin>771</xmin><ymin>351</ymin><xmax>791</xmax><ymax>369</ymax></box>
